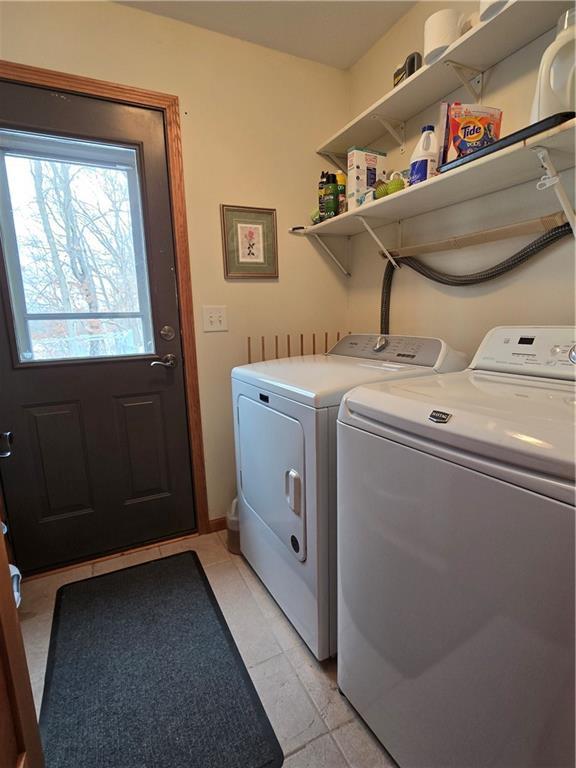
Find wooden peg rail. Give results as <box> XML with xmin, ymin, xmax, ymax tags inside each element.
<box><xmin>246</xmin><ymin>330</ymin><xmax>350</xmax><ymax>364</ymax></box>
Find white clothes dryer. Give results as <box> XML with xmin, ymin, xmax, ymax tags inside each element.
<box><xmin>337</xmin><ymin>326</ymin><xmax>575</xmax><ymax>767</ymax></box>
<box><xmin>232</xmin><ymin>334</ymin><xmax>466</xmax><ymax>660</ymax></box>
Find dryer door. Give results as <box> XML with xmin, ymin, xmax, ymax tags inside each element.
<box><xmin>237</xmin><ymin>396</ymin><xmax>306</xmax><ymax>561</ymax></box>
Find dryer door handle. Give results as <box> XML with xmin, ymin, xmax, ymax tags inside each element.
<box><xmin>285</xmin><ymin>469</ymin><xmax>301</xmax><ymax>515</ymax></box>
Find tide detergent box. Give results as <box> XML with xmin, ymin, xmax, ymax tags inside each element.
<box><xmin>347</xmin><ymin>147</ymin><xmax>387</xmax><ymax>210</ymax></box>
<box><xmin>448</xmin><ymin>104</ymin><xmax>502</xmax><ymax>159</ymax></box>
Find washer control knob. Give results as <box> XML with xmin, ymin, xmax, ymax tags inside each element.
<box><xmin>373</xmin><ymin>335</ymin><xmax>388</xmax><ymax>353</ymax></box>
<box><xmin>569</xmin><ymin>345</ymin><xmax>576</xmax><ymax>364</ymax></box>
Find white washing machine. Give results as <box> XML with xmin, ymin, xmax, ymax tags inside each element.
<box><xmin>232</xmin><ymin>334</ymin><xmax>466</xmax><ymax>660</ymax></box>
<box><xmin>337</xmin><ymin>326</ymin><xmax>575</xmax><ymax>768</ymax></box>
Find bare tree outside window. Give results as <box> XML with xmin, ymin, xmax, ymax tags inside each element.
<box><xmin>0</xmin><ymin>130</ymin><xmax>154</xmax><ymax>362</ymax></box>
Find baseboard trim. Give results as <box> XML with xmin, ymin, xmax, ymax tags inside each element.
<box><xmin>208</xmin><ymin>516</ymin><xmax>227</xmax><ymax>533</ymax></box>
<box><xmin>24</xmin><ymin>521</ymin><xmax>228</xmax><ymax>581</ymax></box>
<box><xmin>24</xmin><ymin>530</ymin><xmax>200</xmax><ymax>581</ymax></box>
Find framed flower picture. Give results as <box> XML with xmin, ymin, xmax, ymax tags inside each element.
<box><xmin>220</xmin><ymin>205</ymin><xmax>278</xmax><ymax>279</ymax></box>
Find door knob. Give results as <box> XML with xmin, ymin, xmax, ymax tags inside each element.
<box><xmin>150</xmin><ymin>353</ymin><xmax>177</xmax><ymax>369</ymax></box>
<box><xmin>0</xmin><ymin>431</ymin><xmax>14</xmax><ymax>458</ymax></box>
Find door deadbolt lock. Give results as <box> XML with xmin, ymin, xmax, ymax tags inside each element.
<box><xmin>160</xmin><ymin>325</ymin><xmax>176</xmax><ymax>341</ymax></box>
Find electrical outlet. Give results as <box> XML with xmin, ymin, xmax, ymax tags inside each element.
<box><xmin>202</xmin><ymin>305</ymin><xmax>228</xmax><ymax>332</ymax></box>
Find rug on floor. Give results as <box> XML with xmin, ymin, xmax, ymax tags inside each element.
<box><xmin>40</xmin><ymin>552</ymin><xmax>284</xmax><ymax>768</ymax></box>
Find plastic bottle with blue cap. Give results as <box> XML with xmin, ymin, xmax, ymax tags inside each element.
<box><xmin>409</xmin><ymin>124</ymin><xmax>438</xmax><ymax>186</ymax></box>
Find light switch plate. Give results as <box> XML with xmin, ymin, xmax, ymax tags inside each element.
<box><xmin>202</xmin><ymin>305</ymin><xmax>228</xmax><ymax>332</ymax></box>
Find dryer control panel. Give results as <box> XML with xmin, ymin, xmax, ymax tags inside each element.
<box><xmin>471</xmin><ymin>326</ymin><xmax>576</xmax><ymax>379</ymax></box>
<box><xmin>329</xmin><ymin>334</ymin><xmax>442</xmax><ymax>367</ymax></box>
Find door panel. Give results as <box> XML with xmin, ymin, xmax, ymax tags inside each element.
<box><xmin>238</xmin><ymin>395</ymin><xmax>306</xmax><ymax>562</ymax></box>
<box><xmin>27</xmin><ymin>402</ymin><xmax>93</xmax><ymax>520</ymax></box>
<box><xmin>0</xmin><ymin>80</ymin><xmax>196</xmax><ymax>572</ymax></box>
<box><xmin>115</xmin><ymin>393</ymin><xmax>170</xmax><ymax>503</ymax></box>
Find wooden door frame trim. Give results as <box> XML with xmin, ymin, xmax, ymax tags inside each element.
<box><xmin>1</xmin><ymin>496</ymin><xmax>45</xmax><ymax>767</ymax></box>
<box><xmin>0</xmin><ymin>60</ymin><xmax>210</xmax><ymax>534</ymax></box>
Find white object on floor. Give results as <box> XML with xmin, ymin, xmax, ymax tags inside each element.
<box><xmin>9</xmin><ymin>563</ymin><xmax>21</xmax><ymax>607</ymax></box>
<box><xmin>232</xmin><ymin>334</ymin><xmax>467</xmax><ymax>660</ymax></box>
<box><xmin>226</xmin><ymin>497</ymin><xmax>241</xmax><ymax>555</ymax></box>
<box><xmin>337</xmin><ymin>326</ymin><xmax>576</xmax><ymax>768</ymax></box>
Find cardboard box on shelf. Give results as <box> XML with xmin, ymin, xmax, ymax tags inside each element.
<box><xmin>347</xmin><ymin>146</ymin><xmax>387</xmax><ymax>210</ymax></box>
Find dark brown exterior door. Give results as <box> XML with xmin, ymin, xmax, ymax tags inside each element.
<box><xmin>0</xmin><ymin>80</ymin><xmax>196</xmax><ymax>572</ymax></box>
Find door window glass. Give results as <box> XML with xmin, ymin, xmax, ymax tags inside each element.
<box><xmin>0</xmin><ymin>130</ymin><xmax>154</xmax><ymax>362</ymax></box>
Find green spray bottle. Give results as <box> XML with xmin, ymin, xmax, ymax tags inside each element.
<box><xmin>318</xmin><ymin>171</ymin><xmax>327</xmax><ymax>221</ymax></box>
<box><xmin>323</xmin><ymin>173</ymin><xmax>339</xmax><ymax>218</ymax></box>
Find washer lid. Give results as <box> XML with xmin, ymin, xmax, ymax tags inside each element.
<box><xmin>232</xmin><ymin>355</ymin><xmax>420</xmax><ymax>407</ymax></box>
<box><xmin>340</xmin><ymin>370</ymin><xmax>576</xmax><ymax>481</ymax></box>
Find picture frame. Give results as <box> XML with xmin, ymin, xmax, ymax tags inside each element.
<box><xmin>220</xmin><ymin>204</ymin><xmax>278</xmax><ymax>279</ymax></box>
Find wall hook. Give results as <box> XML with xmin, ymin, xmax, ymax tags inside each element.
<box><xmin>532</xmin><ymin>147</ymin><xmax>575</xmax><ymax>235</ymax></box>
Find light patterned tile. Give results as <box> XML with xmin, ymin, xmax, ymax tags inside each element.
<box><xmin>249</xmin><ymin>653</ymin><xmax>327</xmax><ymax>755</ymax></box>
<box><xmin>31</xmin><ymin>675</ymin><xmax>45</xmax><ymax>715</ymax></box>
<box><xmin>286</xmin><ymin>644</ymin><xmax>354</xmax><ymax>730</ymax></box>
<box><xmin>21</xmin><ymin>563</ymin><xmax>92</xmax><ymax>616</ymax></box>
<box><xmin>205</xmin><ymin>560</ymin><xmax>282</xmax><ymax>668</ymax></box>
<box><xmin>269</xmin><ymin>611</ymin><xmax>306</xmax><ymax>652</ymax></box>
<box><xmin>21</xmin><ymin>622</ymin><xmax>50</xmax><ymax>703</ymax></box>
<box><xmin>284</xmin><ymin>733</ymin><xmax>349</xmax><ymax>767</ymax></box>
<box><xmin>91</xmin><ymin>546</ymin><xmax>163</xmax><ymax>575</ymax></box>
<box><xmin>233</xmin><ymin>556</ymin><xmax>283</xmax><ymax>620</ymax></box>
<box><xmin>233</xmin><ymin>557</ymin><xmax>308</xmax><ymax>652</ymax></box>
<box><xmin>20</xmin><ymin>564</ymin><xmax>92</xmax><ymax>668</ymax></box>
<box><xmin>332</xmin><ymin>718</ymin><xmax>397</xmax><ymax>768</ymax></box>
<box><xmin>20</xmin><ymin>564</ymin><xmax>92</xmax><ymax>715</ymax></box>
<box><xmin>159</xmin><ymin>531</ymin><xmax>231</xmax><ymax>567</ymax></box>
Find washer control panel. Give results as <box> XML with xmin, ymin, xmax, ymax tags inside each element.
<box><xmin>471</xmin><ymin>327</ymin><xmax>576</xmax><ymax>379</ymax></box>
<box><xmin>329</xmin><ymin>334</ymin><xmax>442</xmax><ymax>367</ymax></box>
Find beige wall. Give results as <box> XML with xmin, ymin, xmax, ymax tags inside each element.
<box><xmin>345</xmin><ymin>1</ymin><xmax>575</xmax><ymax>359</ymax></box>
<box><xmin>0</xmin><ymin>1</ymin><xmax>574</xmax><ymax>523</ymax></box>
<box><xmin>0</xmin><ymin>1</ymin><xmax>351</xmax><ymax>522</ymax></box>
<box><xmin>350</xmin><ymin>0</ymin><xmax>477</xmax><ymax>116</ymax></box>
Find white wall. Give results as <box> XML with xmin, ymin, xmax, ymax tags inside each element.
<box><xmin>345</xmin><ymin>2</ymin><xmax>575</xmax><ymax>358</ymax></box>
<box><xmin>0</xmin><ymin>0</ymin><xmax>351</xmax><ymax>521</ymax></box>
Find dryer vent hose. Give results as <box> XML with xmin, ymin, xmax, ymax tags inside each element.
<box><xmin>380</xmin><ymin>222</ymin><xmax>573</xmax><ymax>334</ymax></box>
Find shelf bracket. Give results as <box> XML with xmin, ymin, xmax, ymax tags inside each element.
<box><xmin>319</xmin><ymin>152</ymin><xmax>348</xmax><ymax>173</ymax></box>
<box><xmin>444</xmin><ymin>60</ymin><xmax>483</xmax><ymax>102</ymax></box>
<box><xmin>533</xmin><ymin>147</ymin><xmax>575</xmax><ymax>236</ymax></box>
<box><xmin>356</xmin><ymin>216</ymin><xmax>399</xmax><ymax>268</ymax></box>
<box><xmin>310</xmin><ymin>234</ymin><xmax>351</xmax><ymax>277</ymax></box>
<box><xmin>371</xmin><ymin>115</ymin><xmax>405</xmax><ymax>154</ymax></box>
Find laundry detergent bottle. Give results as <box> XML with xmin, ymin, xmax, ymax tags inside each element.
<box><xmin>409</xmin><ymin>125</ymin><xmax>438</xmax><ymax>185</ymax></box>
<box><xmin>530</xmin><ymin>8</ymin><xmax>575</xmax><ymax>122</ymax></box>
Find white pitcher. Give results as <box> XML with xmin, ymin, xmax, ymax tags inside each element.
<box><xmin>531</xmin><ymin>9</ymin><xmax>575</xmax><ymax>123</ymax></box>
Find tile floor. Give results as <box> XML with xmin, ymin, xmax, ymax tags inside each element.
<box><xmin>19</xmin><ymin>531</ymin><xmax>396</xmax><ymax>768</ymax></box>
